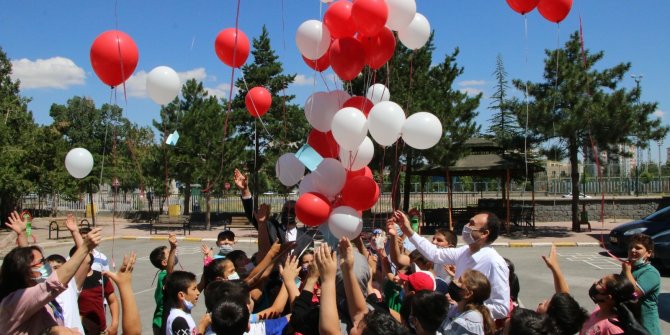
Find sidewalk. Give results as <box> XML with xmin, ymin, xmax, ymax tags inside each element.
<box><xmin>1</xmin><ymin>215</ymin><xmax>628</xmax><ymax>252</ymax></box>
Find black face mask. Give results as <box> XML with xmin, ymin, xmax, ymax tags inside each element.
<box><xmin>588</xmin><ymin>283</ymin><xmax>607</xmax><ymax>303</ymax></box>
<box><xmin>448</xmin><ymin>281</ymin><xmax>465</xmax><ymax>302</ymax></box>
<box><xmin>281</xmin><ymin>212</ymin><xmax>296</xmax><ymax>226</ymax></box>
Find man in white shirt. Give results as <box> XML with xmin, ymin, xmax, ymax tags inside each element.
<box><xmin>391</xmin><ymin>210</ymin><xmax>510</xmax><ymax>320</ymax></box>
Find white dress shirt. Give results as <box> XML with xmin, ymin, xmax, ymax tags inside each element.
<box><xmin>408</xmin><ymin>234</ymin><xmax>511</xmax><ymax>319</ymax></box>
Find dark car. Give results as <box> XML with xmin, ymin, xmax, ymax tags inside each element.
<box><xmin>608</xmin><ymin>206</ymin><xmax>670</xmax><ymax>257</ymax></box>
<box><xmin>651</xmin><ymin>230</ymin><xmax>670</xmax><ymax>270</ymax></box>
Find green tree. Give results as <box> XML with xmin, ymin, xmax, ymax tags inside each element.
<box><xmin>510</xmin><ymin>31</ymin><xmax>668</xmax><ymax>231</ymax></box>
<box><xmin>487</xmin><ymin>54</ymin><xmax>522</xmax><ymax>151</ymax></box>
<box><xmin>229</xmin><ymin>26</ymin><xmax>310</xmax><ymax>206</ymax></box>
<box><xmin>0</xmin><ymin>47</ymin><xmax>38</xmax><ymax>219</ymax></box>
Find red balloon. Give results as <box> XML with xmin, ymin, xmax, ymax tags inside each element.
<box><xmin>308</xmin><ymin>129</ymin><xmax>340</xmax><ymax>159</ymax></box>
<box><xmin>506</xmin><ymin>0</ymin><xmax>540</xmax><ymax>15</ymax></box>
<box><xmin>537</xmin><ymin>0</ymin><xmax>572</xmax><ymax>23</ymax></box>
<box><xmin>324</xmin><ymin>1</ymin><xmax>356</xmax><ymax>38</ymax></box>
<box><xmin>343</xmin><ymin>96</ymin><xmax>374</xmax><ymax>117</ymax></box>
<box><xmin>341</xmin><ymin>176</ymin><xmax>380</xmax><ymax>211</ymax></box>
<box><xmin>296</xmin><ymin>192</ymin><xmax>332</xmax><ymax>227</ymax></box>
<box><xmin>351</xmin><ymin>0</ymin><xmax>388</xmax><ymax>37</ymax></box>
<box><xmin>245</xmin><ymin>87</ymin><xmax>272</xmax><ymax>118</ymax></box>
<box><xmin>346</xmin><ymin>166</ymin><xmax>373</xmax><ymax>182</ymax></box>
<box><xmin>302</xmin><ymin>53</ymin><xmax>330</xmax><ymax>72</ymax></box>
<box><xmin>358</xmin><ymin>27</ymin><xmax>396</xmax><ymax>70</ymax></box>
<box><xmin>329</xmin><ymin>38</ymin><xmax>366</xmax><ymax>81</ymax></box>
<box><xmin>90</xmin><ymin>30</ymin><xmax>139</xmax><ymax>87</ymax></box>
<box><xmin>215</xmin><ymin>28</ymin><xmax>250</xmax><ymax>68</ymax></box>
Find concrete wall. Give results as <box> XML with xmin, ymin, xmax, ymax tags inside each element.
<box><xmin>531</xmin><ymin>197</ymin><xmax>667</xmax><ymax>222</ymax></box>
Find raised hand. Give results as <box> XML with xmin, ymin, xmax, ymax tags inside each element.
<box><xmin>255</xmin><ymin>203</ymin><xmax>271</xmax><ymax>224</ymax></box>
<box><xmin>65</xmin><ymin>213</ymin><xmax>78</xmax><ymax>232</ymax></box>
<box><xmin>385</xmin><ymin>217</ymin><xmax>398</xmax><ymax>237</ymax></box>
<box><xmin>4</xmin><ymin>211</ymin><xmax>27</xmax><ymax>234</ymax></box>
<box><xmin>234</xmin><ymin>169</ymin><xmax>249</xmax><ymax>191</ymax></box>
<box><xmin>280</xmin><ymin>255</ymin><xmax>301</xmax><ymax>283</ymax></box>
<box><xmin>84</xmin><ymin>228</ymin><xmax>103</xmax><ymax>250</ymax></box>
<box><xmin>104</xmin><ymin>251</ymin><xmax>136</xmax><ymax>286</ymax></box>
<box><xmin>200</xmin><ymin>244</ymin><xmax>213</xmax><ymax>258</ymax></box>
<box><xmin>542</xmin><ymin>245</ymin><xmax>560</xmax><ymax>270</ymax></box>
<box><xmin>338</xmin><ymin>237</ymin><xmax>355</xmax><ymax>270</ymax></box>
<box><xmin>168</xmin><ymin>233</ymin><xmax>178</xmax><ymax>249</ymax></box>
<box><xmin>394</xmin><ymin>210</ymin><xmax>413</xmax><ymax>236</ymax></box>
<box><xmin>316</xmin><ymin>244</ymin><xmax>337</xmax><ymax>282</ymax></box>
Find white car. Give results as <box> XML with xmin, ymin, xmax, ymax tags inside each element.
<box><xmin>561</xmin><ymin>192</ymin><xmax>592</xmax><ymax>199</ymax></box>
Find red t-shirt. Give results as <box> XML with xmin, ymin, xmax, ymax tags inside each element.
<box><xmin>79</xmin><ymin>270</ymin><xmax>115</xmax><ymax>333</ymax></box>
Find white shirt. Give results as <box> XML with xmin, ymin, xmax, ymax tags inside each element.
<box><xmin>286</xmin><ymin>226</ymin><xmax>297</xmax><ymax>242</ymax></box>
<box><xmin>55</xmin><ymin>279</ymin><xmax>84</xmax><ymax>334</ymax></box>
<box><xmin>408</xmin><ymin>234</ymin><xmax>510</xmax><ymax>319</ymax></box>
<box><xmin>166</xmin><ymin>308</ymin><xmax>196</xmax><ymax>335</ymax></box>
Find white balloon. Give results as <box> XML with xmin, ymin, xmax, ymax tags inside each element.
<box><xmin>402</xmin><ymin>112</ymin><xmax>443</xmax><ymax>149</ymax></box>
<box><xmin>276</xmin><ymin>153</ymin><xmax>306</xmax><ymax>186</ymax></box>
<box><xmin>65</xmin><ymin>148</ymin><xmax>94</xmax><ymax>179</ymax></box>
<box><xmin>339</xmin><ymin>136</ymin><xmax>374</xmax><ymax>171</ymax></box>
<box><xmin>368</xmin><ymin>101</ymin><xmax>406</xmax><ymax>146</ymax></box>
<box><xmin>305</xmin><ymin>92</ymin><xmax>340</xmax><ymax>132</ymax></box>
<box><xmin>386</xmin><ymin>0</ymin><xmax>417</xmax><ymax>31</ymax></box>
<box><xmin>398</xmin><ymin>13</ymin><xmax>430</xmax><ymax>50</ymax></box>
<box><xmin>299</xmin><ymin>173</ymin><xmax>319</xmax><ymax>195</ymax></box>
<box><xmin>366</xmin><ymin>83</ymin><xmax>391</xmax><ymax>105</ymax></box>
<box><xmin>331</xmin><ymin>107</ymin><xmax>368</xmax><ymax>151</ymax></box>
<box><xmin>328</xmin><ymin>206</ymin><xmax>363</xmax><ymax>240</ymax></box>
<box><xmin>330</xmin><ymin>89</ymin><xmax>351</xmax><ymax>108</ymax></box>
<box><xmin>296</xmin><ymin>20</ymin><xmax>331</xmax><ymax>60</ymax></box>
<box><xmin>312</xmin><ymin>158</ymin><xmax>347</xmax><ymax>198</ymax></box>
<box><xmin>146</xmin><ymin>66</ymin><xmax>181</xmax><ymax>105</ymax></box>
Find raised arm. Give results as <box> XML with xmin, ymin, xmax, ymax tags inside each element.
<box><xmin>542</xmin><ymin>245</ymin><xmax>569</xmax><ymax>294</ymax></box>
<box><xmin>57</xmin><ymin>228</ymin><xmax>102</xmax><ymax>286</ymax></box>
<box><xmin>339</xmin><ymin>237</ymin><xmax>368</xmax><ymax>328</ymax></box>
<box><xmin>386</xmin><ymin>216</ymin><xmax>410</xmax><ymax>268</ymax></box>
<box><xmin>396</xmin><ymin>210</ymin><xmax>457</xmax><ymax>265</ymax></box>
<box><xmin>316</xmin><ymin>244</ymin><xmax>341</xmax><ymax>335</ymax></box>
<box><xmin>65</xmin><ymin>213</ymin><xmax>84</xmax><ymax>247</ymax></box>
<box><xmin>280</xmin><ymin>255</ymin><xmax>302</xmax><ymax>307</ymax></box>
<box><xmin>255</xmin><ymin>204</ymin><xmax>272</xmax><ymax>260</ymax></box>
<box><xmin>5</xmin><ymin>211</ymin><xmax>29</xmax><ymax>247</ymax></box>
<box><xmin>104</xmin><ymin>252</ymin><xmax>141</xmax><ymax>335</ymax></box>
<box><xmin>167</xmin><ymin>233</ymin><xmax>177</xmax><ymax>274</ymax></box>
<box><xmin>235</xmin><ymin>169</ymin><xmax>258</xmax><ymax>229</ymax></box>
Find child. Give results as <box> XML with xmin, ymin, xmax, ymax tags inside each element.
<box><xmin>440</xmin><ymin>269</ymin><xmax>495</xmax><ymax>335</ymax></box>
<box><xmin>432</xmin><ymin>228</ymin><xmax>457</xmax><ymax>284</ymax></box>
<box><xmin>150</xmin><ymin>233</ymin><xmax>178</xmax><ymax>335</ymax></box>
<box><xmin>215</xmin><ymin>230</ymin><xmax>236</xmax><ymax>258</ymax></box>
<box><xmin>164</xmin><ymin>271</ymin><xmax>203</xmax><ymax>335</ymax></box>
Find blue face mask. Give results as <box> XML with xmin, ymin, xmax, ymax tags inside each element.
<box><xmin>227</xmin><ymin>272</ymin><xmax>240</xmax><ymax>280</ymax></box>
<box><xmin>183</xmin><ymin>299</ymin><xmax>194</xmax><ymax>312</ymax></box>
<box><xmin>633</xmin><ymin>258</ymin><xmax>647</xmax><ymax>267</ymax></box>
<box><xmin>32</xmin><ymin>263</ymin><xmax>52</xmax><ymax>283</ymax></box>
<box><xmin>219</xmin><ymin>245</ymin><xmax>234</xmax><ymax>256</ymax></box>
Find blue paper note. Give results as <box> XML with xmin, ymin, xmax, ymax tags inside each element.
<box><xmin>166</xmin><ymin>130</ymin><xmax>179</xmax><ymax>146</ymax></box>
<box><xmin>295</xmin><ymin>144</ymin><xmax>323</xmax><ymax>171</ymax></box>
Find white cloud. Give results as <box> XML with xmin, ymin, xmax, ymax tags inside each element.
<box><xmin>179</xmin><ymin>67</ymin><xmax>207</xmax><ymax>82</ymax></box>
<box><xmin>458</xmin><ymin>80</ymin><xmax>485</xmax><ymax>87</ymax></box>
<box><xmin>293</xmin><ymin>74</ymin><xmax>314</xmax><ymax>86</ymax></box>
<box><xmin>10</xmin><ymin>57</ymin><xmax>85</xmax><ymax>89</ymax></box>
<box><xmin>654</xmin><ymin>109</ymin><xmax>665</xmax><ymax>119</ymax></box>
<box><xmin>205</xmin><ymin>83</ymin><xmax>238</xmax><ymax>100</ymax></box>
<box><xmin>124</xmin><ymin>67</ymin><xmax>211</xmax><ymax>98</ymax></box>
<box><xmin>460</xmin><ymin>87</ymin><xmax>483</xmax><ymax>96</ymax></box>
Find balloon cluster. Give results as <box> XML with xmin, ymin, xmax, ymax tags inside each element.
<box><xmin>296</xmin><ymin>0</ymin><xmax>430</xmax><ymax>81</ymax></box>
<box><xmin>506</xmin><ymin>0</ymin><xmax>573</xmax><ymax>23</ymax></box>
<box><xmin>275</xmin><ymin>81</ymin><xmax>443</xmax><ymax>239</ymax></box>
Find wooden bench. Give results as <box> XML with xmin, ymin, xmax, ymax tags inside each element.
<box><xmin>49</xmin><ymin>219</ymin><xmax>91</xmax><ymax>240</ymax></box>
<box><xmin>151</xmin><ymin>215</ymin><xmax>191</xmax><ymax>235</ymax></box>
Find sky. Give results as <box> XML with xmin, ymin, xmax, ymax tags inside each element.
<box><xmin>2</xmin><ymin>0</ymin><xmax>669</xmax><ymax>162</ymax></box>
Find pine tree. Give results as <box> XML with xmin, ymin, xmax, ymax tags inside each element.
<box><xmin>487</xmin><ymin>54</ymin><xmax>521</xmax><ymax>151</ymax></box>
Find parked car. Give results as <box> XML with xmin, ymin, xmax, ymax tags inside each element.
<box><xmin>561</xmin><ymin>192</ymin><xmax>592</xmax><ymax>199</ymax></box>
<box><xmin>608</xmin><ymin>206</ymin><xmax>670</xmax><ymax>268</ymax></box>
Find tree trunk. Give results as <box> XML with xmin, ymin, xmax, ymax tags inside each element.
<box><xmin>184</xmin><ymin>183</ymin><xmax>191</xmax><ymax>215</ymax></box>
<box><xmin>402</xmin><ymin>149</ymin><xmax>413</xmax><ymax>212</ymax></box>
<box><xmin>390</xmin><ymin>151</ymin><xmax>401</xmax><ymax>211</ymax></box>
<box><xmin>205</xmin><ymin>191</ymin><xmax>211</xmax><ymax>230</ymax></box>
<box><xmin>569</xmin><ymin>138</ymin><xmax>580</xmax><ymax>232</ymax></box>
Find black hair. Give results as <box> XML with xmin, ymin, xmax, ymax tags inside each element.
<box><xmin>164</xmin><ymin>271</ymin><xmax>197</xmax><ymax>309</ymax></box>
<box><xmin>434</xmin><ymin>228</ymin><xmax>457</xmax><ymax>247</ymax></box>
<box><xmin>211</xmin><ymin>300</ymin><xmax>250</xmax><ymax>335</ymax></box>
<box><xmin>203</xmin><ymin>258</ymin><xmax>234</xmax><ymax>286</ymax></box>
<box><xmin>546</xmin><ymin>292</ymin><xmax>588</xmax><ymax>335</ymax></box>
<box><xmin>508</xmin><ymin>308</ymin><xmax>558</xmax><ymax>335</ymax></box>
<box><xmin>217</xmin><ymin>230</ymin><xmax>235</xmax><ymax>242</ymax></box>
<box><xmin>605</xmin><ymin>274</ymin><xmax>636</xmax><ymax>305</ymax></box>
<box><xmin>410</xmin><ymin>291</ymin><xmax>448</xmax><ymax>333</ymax></box>
<box><xmin>628</xmin><ymin>233</ymin><xmax>654</xmax><ymax>255</ymax></box>
<box><xmin>0</xmin><ymin>246</ymin><xmax>43</xmax><ymax>302</ymax></box>
<box><xmin>226</xmin><ymin>250</ymin><xmax>247</xmax><ymax>265</ymax></box>
<box><xmin>150</xmin><ymin>246</ymin><xmax>167</xmax><ymax>269</ymax></box>
<box><xmin>360</xmin><ymin>310</ymin><xmax>408</xmax><ymax>335</ymax></box>
<box><xmin>46</xmin><ymin>254</ymin><xmax>67</xmax><ymax>265</ymax></box>
<box><xmin>204</xmin><ymin>280</ymin><xmax>249</xmax><ymax>312</ymax></box>
<box><xmin>504</xmin><ymin>257</ymin><xmax>520</xmax><ymax>303</ymax></box>
<box><xmin>481</xmin><ymin>211</ymin><xmax>501</xmax><ymax>243</ymax></box>
<box><xmin>68</xmin><ymin>246</ymin><xmax>94</xmax><ymax>266</ymax></box>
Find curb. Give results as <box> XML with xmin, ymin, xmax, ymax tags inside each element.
<box><xmin>120</xmin><ymin>236</ymin><xmax>257</xmax><ymax>243</ymax></box>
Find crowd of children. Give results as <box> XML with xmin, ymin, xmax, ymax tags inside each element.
<box><xmin>0</xmin><ymin>171</ymin><xmax>663</xmax><ymax>335</ymax></box>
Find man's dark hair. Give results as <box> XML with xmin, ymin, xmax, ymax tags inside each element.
<box><xmin>434</xmin><ymin>228</ymin><xmax>457</xmax><ymax>247</ymax></box>
<box><xmin>217</xmin><ymin>230</ymin><xmax>235</xmax><ymax>242</ymax></box>
<box><xmin>547</xmin><ymin>292</ymin><xmax>588</xmax><ymax>335</ymax></box>
<box><xmin>46</xmin><ymin>254</ymin><xmax>67</xmax><ymax>265</ymax></box>
<box><xmin>508</xmin><ymin>308</ymin><xmax>558</xmax><ymax>335</ymax></box>
<box><xmin>361</xmin><ymin>310</ymin><xmax>408</xmax><ymax>335</ymax></box>
<box><xmin>411</xmin><ymin>291</ymin><xmax>448</xmax><ymax>333</ymax></box>
<box><xmin>211</xmin><ymin>300</ymin><xmax>250</xmax><ymax>335</ymax></box>
<box><xmin>150</xmin><ymin>246</ymin><xmax>167</xmax><ymax>269</ymax></box>
<box><xmin>481</xmin><ymin>211</ymin><xmax>501</xmax><ymax>243</ymax></box>
<box><xmin>628</xmin><ymin>233</ymin><xmax>654</xmax><ymax>254</ymax></box>
<box><xmin>164</xmin><ymin>271</ymin><xmax>196</xmax><ymax>309</ymax></box>
<box><xmin>68</xmin><ymin>246</ymin><xmax>93</xmax><ymax>266</ymax></box>
<box><xmin>204</xmin><ymin>280</ymin><xmax>249</xmax><ymax>312</ymax></box>
<box><xmin>226</xmin><ymin>250</ymin><xmax>247</xmax><ymax>265</ymax></box>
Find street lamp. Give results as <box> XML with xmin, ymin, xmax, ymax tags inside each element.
<box><xmin>631</xmin><ymin>74</ymin><xmax>643</xmax><ymax>196</ymax></box>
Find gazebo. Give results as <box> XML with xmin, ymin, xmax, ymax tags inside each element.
<box><xmin>415</xmin><ymin>138</ymin><xmax>543</xmax><ymax>233</ymax></box>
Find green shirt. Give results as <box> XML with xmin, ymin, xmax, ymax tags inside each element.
<box><xmin>383</xmin><ymin>280</ymin><xmax>403</xmax><ymax>313</ymax></box>
<box><xmin>632</xmin><ymin>262</ymin><xmax>661</xmax><ymax>335</ymax></box>
<box><xmin>153</xmin><ymin>270</ymin><xmax>168</xmax><ymax>328</ymax></box>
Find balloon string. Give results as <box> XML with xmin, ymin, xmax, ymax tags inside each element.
<box><xmin>389</xmin><ymin>142</ymin><xmax>403</xmax><ymax>211</ymax></box>
<box><xmin>521</xmin><ymin>13</ymin><xmax>529</xmax><ymax>204</ymax></box>
<box><xmin>280</xmin><ymin>0</ymin><xmax>287</xmax><ymax>51</ymax></box>
<box><xmin>319</xmin><ymin>72</ymin><xmax>331</xmax><ymax>92</ymax></box>
<box><xmin>378</xmin><ymin>146</ymin><xmax>387</xmax><ymax>214</ymax></box>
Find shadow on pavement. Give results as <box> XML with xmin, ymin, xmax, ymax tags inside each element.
<box><xmin>659</xmin><ymin>293</ymin><xmax>670</xmax><ymax>323</ymax></box>
<box><xmin>502</xmin><ymin>225</ymin><xmax>573</xmax><ymax>240</ymax></box>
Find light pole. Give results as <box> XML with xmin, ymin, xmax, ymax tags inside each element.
<box><xmin>631</xmin><ymin>74</ymin><xmax>643</xmax><ymax>196</ymax></box>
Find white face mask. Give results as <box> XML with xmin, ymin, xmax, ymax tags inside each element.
<box><xmin>461</xmin><ymin>225</ymin><xmax>477</xmax><ymax>245</ymax></box>
<box><xmin>227</xmin><ymin>272</ymin><xmax>240</xmax><ymax>280</ymax></box>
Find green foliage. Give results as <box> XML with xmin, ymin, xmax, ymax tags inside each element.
<box><xmin>487</xmin><ymin>54</ymin><xmax>522</xmax><ymax>151</ymax></box>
